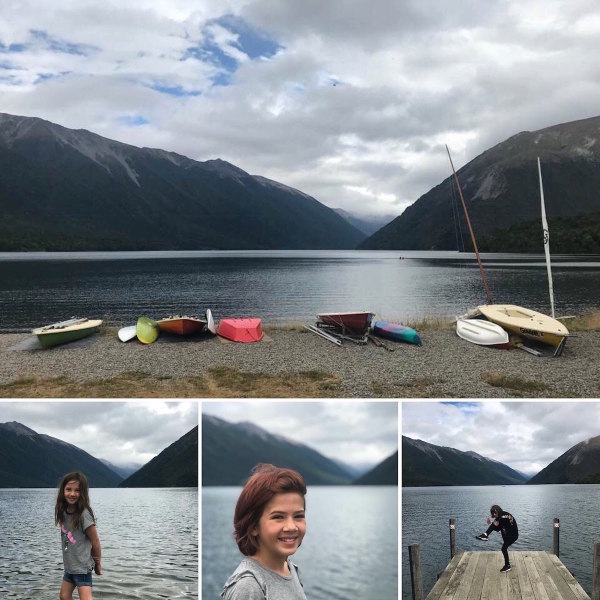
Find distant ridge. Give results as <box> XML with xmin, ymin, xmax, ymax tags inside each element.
<box><xmin>202</xmin><ymin>415</ymin><xmax>353</xmax><ymax>486</ymax></box>
<box><xmin>119</xmin><ymin>426</ymin><xmax>198</xmax><ymax>487</ymax></box>
<box><xmin>528</xmin><ymin>434</ymin><xmax>600</xmax><ymax>484</ymax></box>
<box><xmin>354</xmin><ymin>451</ymin><xmax>398</xmax><ymax>485</ymax></box>
<box><xmin>0</xmin><ymin>112</ymin><xmax>365</xmax><ymax>251</ymax></box>
<box><xmin>402</xmin><ymin>436</ymin><xmax>527</xmax><ymax>487</ymax></box>
<box><xmin>361</xmin><ymin>115</ymin><xmax>600</xmax><ymax>252</ymax></box>
<box><xmin>0</xmin><ymin>421</ymin><xmax>122</xmax><ymax>487</ymax></box>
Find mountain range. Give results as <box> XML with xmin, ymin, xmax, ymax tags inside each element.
<box><xmin>202</xmin><ymin>414</ymin><xmax>397</xmax><ymax>486</ymax></box>
<box><xmin>528</xmin><ymin>434</ymin><xmax>600</xmax><ymax>484</ymax></box>
<box><xmin>361</xmin><ymin>115</ymin><xmax>600</xmax><ymax>252</ymax></box>
<box><xmin>0</xmin><ymin>112</ymin><xmax>365</xmax><ymax>251</ymax></box>
<box><xmin>0</xmin><ymin>421</ymin><xmax>196</xmax><ymax>487</ymax></box>
<box><xmin>119</xmin><ymin>426</ymin><xmax>197</xmax><ymax>487</ymax></box>
<box><xmin>402</xmin><ymin>436</ymin><xmax>528</xmax><ymax>487</ymax></box>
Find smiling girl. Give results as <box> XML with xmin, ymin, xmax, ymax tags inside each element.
<box><xmin>221</xmin><ymin>463</ymin><xmax>308</xmax><ymax>600</ymax></box>
<box><xmin>55</xmin><ymin>472</ymin><xmax>102</xmax><ymax>600</ymax></box>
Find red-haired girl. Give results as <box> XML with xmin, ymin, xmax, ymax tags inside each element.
<box><xmin>221</xmin><ymin>463</ymin><xmax>308</xmax><ymax>599</ymax></box>
<box><xmin>55</xmin><ymin>472</ymin><xmax>102</xmax><ymax>600</ymax></box>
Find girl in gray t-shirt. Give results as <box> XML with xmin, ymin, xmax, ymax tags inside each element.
<box><xmin>54</xmin><ymin>472</ymin><xmax>102</xmax><ymax>600</ymax></box>
<box><xmin>221</xmin><ymin>463</ymin><xmax>308</xmax><ymax>600</ymax></box>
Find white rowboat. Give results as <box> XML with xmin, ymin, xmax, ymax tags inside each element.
<box><xmin>456</xmin><ymin>318</ymin><xmax>510</xmax><ymax>348</ymax></box>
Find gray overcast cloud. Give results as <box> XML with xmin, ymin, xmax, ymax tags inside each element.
<box><xmin>2</xmin><ymin>1</ymin><xmax>599</xmax><ymax>219</ymax></box>
<box><xmin>0</xmin><ymin>401</ymin><xmax>197</xmax><ymax>466</ymax></box>
<box><xmin>202</xmin><ymin>401</ymin><xmax>398</xmax><ymax>468</ymax></box>
<box><xmin>403</xmin><ymin>402</ymin><xmax>600</xmax><ymax>475</ymax></box>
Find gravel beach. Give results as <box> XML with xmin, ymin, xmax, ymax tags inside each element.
<box><xmin>1</xmin><ymin>328</ymin><xmax>599</xmax><ymax>398</ymax></box>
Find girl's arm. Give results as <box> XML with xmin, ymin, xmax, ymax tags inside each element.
<box><xmin>85</xmin><ymin>524</ymin><xmax>103</xmax><ymax>575</ymax></box>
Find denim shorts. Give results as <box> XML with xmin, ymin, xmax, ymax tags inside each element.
<box><xmin>63</xmin><ymin>571</ymin><xmax>93</xmax><ymax>587</ymax></box>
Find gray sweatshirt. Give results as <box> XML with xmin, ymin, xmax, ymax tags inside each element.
<box><xmin>221</xmin><ymin>557</ymin><xmax>307</xmax><ymax>600</ymax></box>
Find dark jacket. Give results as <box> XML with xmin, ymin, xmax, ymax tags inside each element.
<box><xmin>492</xmin><ymin>510</ymin><xmax>518</xmax><ymax>542</ymax></box>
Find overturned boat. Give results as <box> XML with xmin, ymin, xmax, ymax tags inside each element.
<box><xmin>218</xmin><ymin>318</ymin><xmax>264</xmax><ymax>343</ymax></box>
<box><xmin>157</xmin><ymin>315</ymin><xmax>207</xmax><ymax>336</ymax></box>
<box><xmin>455</xmin><ymin>317</ymin><xmax>510</xmax><ymax>349</ymax></box>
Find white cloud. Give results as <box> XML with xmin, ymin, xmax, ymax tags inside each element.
<box><xmin>402</xmin><ymin>402</ymin><xmax>600</xmax><ymax>475</ymax></box>
<box><xmin>1</xmin><ymin>1</ymin><xmax>600</xmax><ymax>219</ymax></box>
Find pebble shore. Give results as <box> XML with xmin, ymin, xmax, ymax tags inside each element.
<box><xmin>0</xmin><ymin>329</ymin><xmax>598</xmax><ymax>397</ymax></box>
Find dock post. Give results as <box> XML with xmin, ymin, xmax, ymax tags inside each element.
<box><xmin>592</xmin><ymin>541</ymin><xmax>600</xmax><ymax>600</ymax></box>
<box><xmin>553</xmin><ymin>518</ymin><xmax>560</xmax><ymax>556</ymax></box>
<box><xmin>409</xmin><ymin>543</ymin><xmax>425</xmax><ymax>600</ymax></box>
<box><xmin>449</xmin><ymin>518</ymin><xmax>456</xmax><ymax>559</ymax></box>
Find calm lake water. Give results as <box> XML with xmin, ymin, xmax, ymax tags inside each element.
<box><xmin>0</xmin><ymin>488</ymin><xmax>198</xmax><ymax>599</ymax></box>
<box><xmin>402</xmin><ymin>485</ymin><xmax>600</xmax><ymax>599</ymax></box>
<box><xmin>202</xmin><ymin>486</ymin><xmax>398</xmax><ymax>600</ymax></box>
<box><xmin>0</xmin><ymin>250</ymin><xmax>599</xmax><ymax>330</ymax></box>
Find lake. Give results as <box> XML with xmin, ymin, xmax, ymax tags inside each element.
<box><xmin>0</xmin><ymin>250</ymin><xmax>599</xmax><ymax>330</ymax></box>
<box><xmin>0</xmin><ymin>488</ymin><xmax>198</xmax><ymax>599</ymax></box>
<box><xmin>202</xmin><ymin>485</ymin><xmax>398</xmax><ymax>600</ymax></box>
<box><xmin>402</xmin><ymin>485</ymin><xmax>600</xmax><ymax>599</ymax></box>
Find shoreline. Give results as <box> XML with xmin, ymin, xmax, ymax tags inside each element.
<box><xmin>1</xmin><ymin>328</ymin><xmax>598</xmax><ymax>398</ymax></box>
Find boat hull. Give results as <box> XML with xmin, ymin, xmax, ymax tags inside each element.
<box><xmin>33</xmin><ymin>319</ymin><xmax>102</xmax><ymax>348</ymax></box>
<box><xmin>456</xmin><ymin>318</ymin><xmax>510</xmax><ymax>349</ymax></box>
<box><xmin>218</xmin><ymin>318</ymin><xmax>263</xmax><ymax>343</ymax></box>
<box><xmin>372</xmin><ymin>321</ymin><xmax>422</xmax><ymax>346</ymax></box>
<box><xmin>318</xmin><ymin>311</ymin><xmax>375</xmax><ymax>331</ymax></box>
<box><xmin>157</xmin><ymin>316</ymin><xmax>207</xmax><ymax>336</ymax></box>
<box><xmin>136</xmin><ymin>316</ymin><xmax>159</xmax><ymax>344</ymax></box>
<box><xmin>478</xmin><ymin>304</ymin><xmax>568</xmax><ymax>347</ymax></box>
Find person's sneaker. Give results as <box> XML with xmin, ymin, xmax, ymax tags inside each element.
<box><xmin>475</xmin><ymin>533</ymin><xmax>488</xmax><ymax>541</ymax></box>
<box><xmin>500</xmin><ymin>564</ymin><xmax>511</xmax><ymax>573</ymax></box>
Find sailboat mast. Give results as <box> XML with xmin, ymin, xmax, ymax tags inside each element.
<box><xmin>538</xmin><ymin>157</ymin><xmax>555</xmax><ymax>318</ymax></box>
<box><xmin>445</xmin><ymin>145</ymin><xmax>493</xmax><ymax>304</ymax></box>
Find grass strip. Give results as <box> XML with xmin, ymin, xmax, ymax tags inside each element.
<box><xmin>0</xmin><ymin>367</ymin><xmax>341</xmax><ymax>398</ymax></box>
<box><xmin>483</xmin><ymin>372</ymin><xmax>549</xmax><ymax>394</ymax></box>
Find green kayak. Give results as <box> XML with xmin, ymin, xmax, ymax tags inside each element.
<box><xmin>136</xmin><ymin>316</ymin><xmax>159</xmax><ymax>344</ymax></box>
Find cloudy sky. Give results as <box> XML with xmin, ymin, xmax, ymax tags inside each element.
<box><xmin>403</xmin><ymin>401</ymin><xmax>600</xmax><ymax>476</ymax></box>
<box><xmin>0</xmin><ymin>401</ymin><xmax>197</xmax><ymax>466</ymax></box>
<box><xmin>2</xmin><ymin>1</ymin><xmax>599</xmax><ymax>220</ymax></box>
<box><xmin>203</xmin><ymin>400</ymin><xmax>398</xmax><ymax>468</ymax></box>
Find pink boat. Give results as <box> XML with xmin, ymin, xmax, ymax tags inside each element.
<box><xmin>317</xmin><ymin>311</ymin><xmax>375</xmax><ymax>332</ymax></box>
<box><xmin>217</xmin><ymin>318</ymin><xmax>264</xmax><ymax>343</ymax></box>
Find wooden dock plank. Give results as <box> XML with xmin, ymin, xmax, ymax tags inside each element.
<box><xmin>424</xmin><ymin>551</ymin><xmax>590</xmax><ymax>600</ymax></box>
<box><xmin>546</xmin><ymin>553</ymin><xmax>590</xmax><ymax>600</ymax></box>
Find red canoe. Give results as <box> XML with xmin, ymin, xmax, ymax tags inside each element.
<box><xmin>217</xmin><ymin>318</ymin><xmax>264</xmax><ymax>343</ymax></box>
<box><xmin>157</xmin><ymin>316</ymin><xmax>207</xmax><ymax>336</ymax></box>
<box><xmin>317</xmin><ymin>311</ymin><xmax>375</xmax><ymax>331</ymax></box>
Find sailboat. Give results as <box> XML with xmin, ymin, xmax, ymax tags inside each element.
<box><xmin>448</xmin><ymin>147</ymin><xmax>569</xmax><ymax>355</ymax></box>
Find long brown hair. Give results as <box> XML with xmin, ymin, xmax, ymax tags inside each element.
<box><xmin>55</xmin><ymin>472</ymin><xmax>96</xmax><ymax>531</ymax></box>
<box><xmin>233</xmin><ymin>463</ymin><xmax>306</xmax><ymax>556</ymax></box>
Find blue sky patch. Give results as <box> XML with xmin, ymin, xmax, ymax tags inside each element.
<box><xmin>186</xmin><ymin>14</ymin><xmax>281</xmax><ymax>86</ymax></box>
<box><xmin>117</xmin><ymin>115</ymin><xmax>150</xmax><ymax>127</ymax></box>
<box><xmin>30</xmin><ymin>30</ymin><xmax>98</xmax><ymax>56</ymax></box>
<box><xmin>147</xmin><ymin>82</ymin><xmax>201</xmax><ymax>97</ymax></box>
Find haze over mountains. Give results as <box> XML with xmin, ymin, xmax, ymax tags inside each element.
<box><xmin>0</xmin><ymin>421</ymin><xmax>196</xmax><ymax>487</ymax></box>
<box><xmin>361</xmin><ymin>115</ymin><xmax>600</xmax><ymax>253</ymax></box>
<box><xmin>202</xmin><ymin>414</ymin><xmax>397</xmax><ymax>486</ymax></box>
<box><xmin>0</xmin><ymin>112</ymin><xmax>364</xmax><ymax>251</ymax></box>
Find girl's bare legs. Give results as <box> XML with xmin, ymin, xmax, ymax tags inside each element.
<box><xmin>76</xmin><ymin>585</ymin><xmax>93</xmax><ymax>600</ymax></box>
<box><xmin>59</xmin><ymin>580</ymin><xmax>76</xmax><ymax>600</ymax></box>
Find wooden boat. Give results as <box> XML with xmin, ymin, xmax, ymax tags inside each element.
<box><xmin>136</xmin><ymin>316</ymin><xmax>159</xmax><ymax>344</ymax></box>
<box><xmin>456</xmin><ymin>318</ymin><xmax>510</xmax><ymax>349</ymax></box>
<box><xmin>317</xmin><ymin>311</ymin><xmax>375</xmax><ymax>331</ymax></box>
<box><xmin>218</xmin><ymin>318</ymin><xmax>263</xmax><ymax>343</ymax></box>
<box><xmin>372</xmin><ymin>321</ymin><xmax>422</xmax><ymax>346</ymax></box>
<box><xmin>118</xmin><ymin>325</ymin><xmax>137</xmax><ymax>342</ymax></box>
<box><xmin>157</xmin><ymin>315</ymin><xmax>207</xmax><ymax>336</ymax></box>
<box><xmin>33</xmin><ymin>317</ymin><xmax>102</xmax><ymax>348</ymax></box>
<box><xmin>477</xmin><ymin>304</ymin><xmax>568</xmax><ymax>348</ymax></box>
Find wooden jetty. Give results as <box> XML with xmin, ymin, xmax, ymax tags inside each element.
<box><xmin>409</xmin><ymin>518</ymin><xmax>600</xmax><ymax>600</ymax></box>
<box><xmin>424</xmin><ymin>550</ymin><xmax>589</xmax><ymax>600</ymax></box>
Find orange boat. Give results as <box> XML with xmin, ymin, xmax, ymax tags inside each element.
<box><xmin>217</xmin><ymin>318</ymin><xmax>263</xmax><ymax>343</ymax></box>
<box><xmin>157</xmin><ymin>315</ymin><xmax>207</xmax><ymax>336</ymax></box>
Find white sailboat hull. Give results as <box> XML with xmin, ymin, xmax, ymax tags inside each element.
<box><xmin>456</xmin><ymin>318</ymin><xmax>510</xmax><ymax>348</ymax></box>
